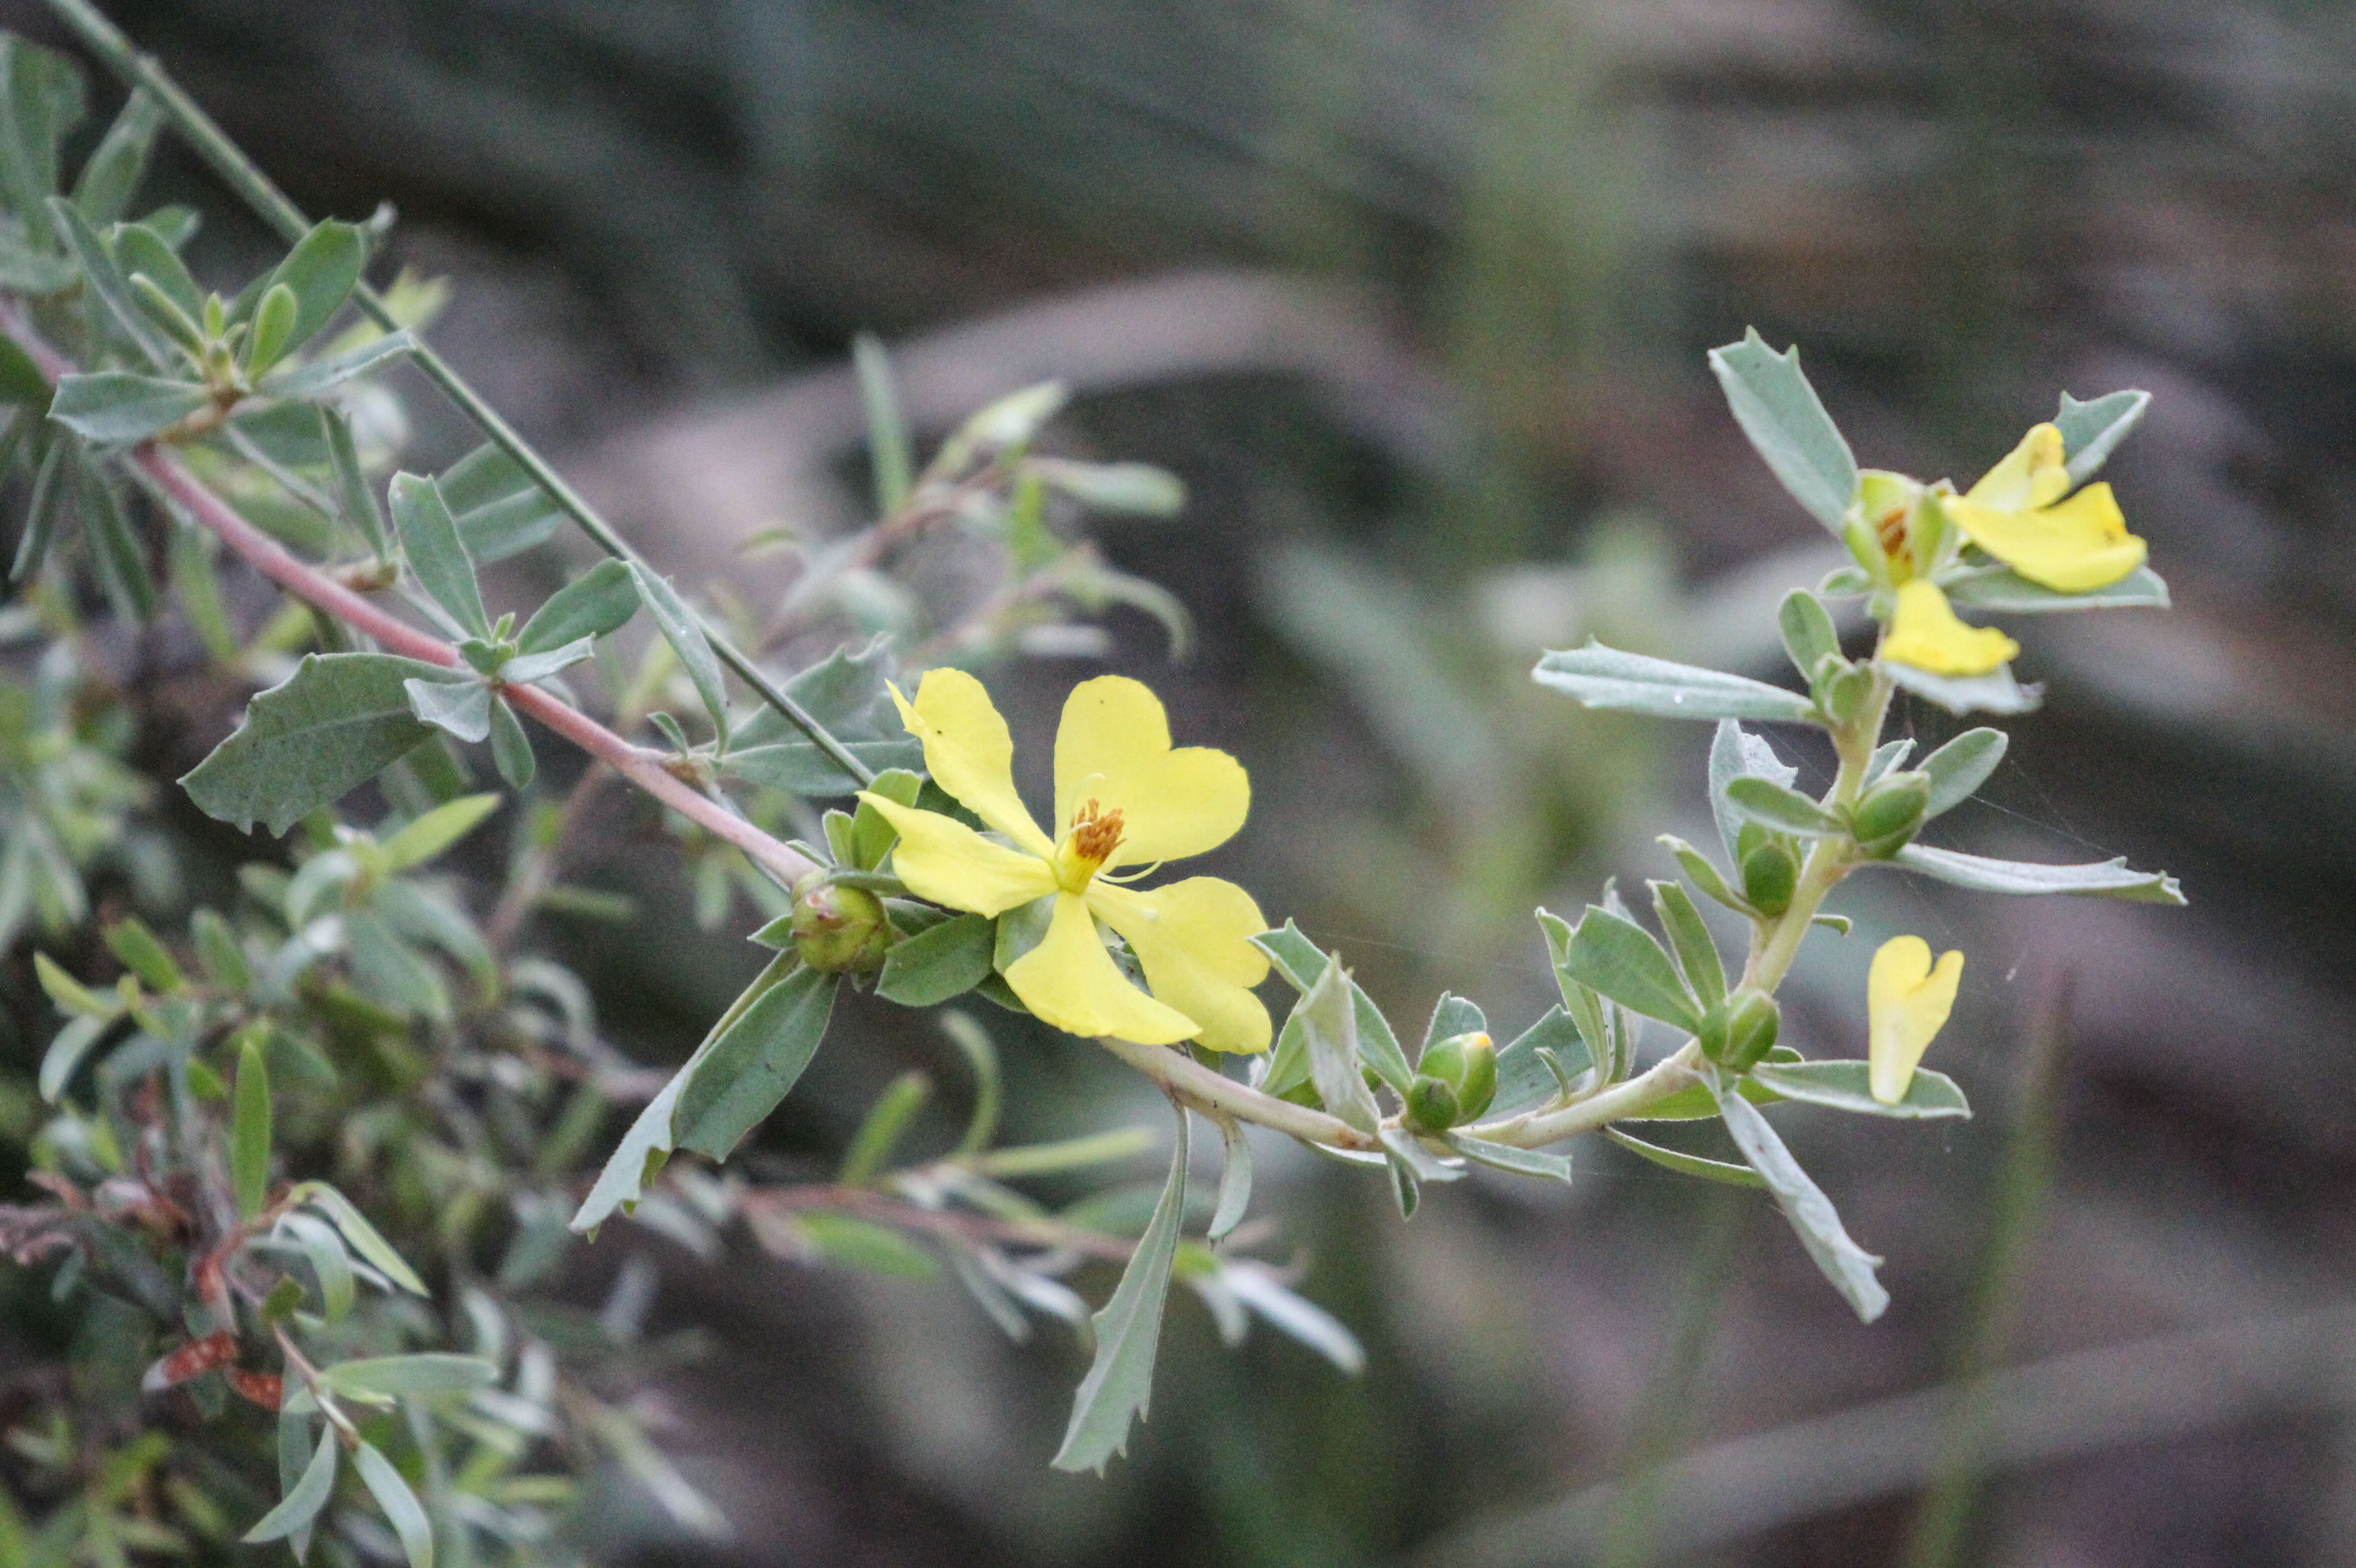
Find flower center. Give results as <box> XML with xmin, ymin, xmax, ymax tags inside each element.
<box><xmin>1873</xmin><ymin>501</ymin><xmax>1913</xmax><ymax>579</ymax></box>
<box><xmin>1056</xmin><ymin>798</ymin><xmax>1125</xmax><ymax>890</ymax></box>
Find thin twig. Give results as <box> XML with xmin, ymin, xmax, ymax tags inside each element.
<box><xmin>42</xmin><ymin>0</ymin><xmax>875</xmax><ymax>786</ymax></box>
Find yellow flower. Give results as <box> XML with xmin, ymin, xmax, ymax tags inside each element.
<box><xmin>1945</xmin><ymin>423</ymin><xmax>2147</xmax><ymax>593</ymax></box>
<box><xmin>1868</xmin><ymin>935</ymin><xmax>1964</xmax><ymax>1104</ymax></box>
<box><xmin>1882</xmin><ymin>580</ymin><xmax>2019</xmax><ymax>677</ymax></box>
<box><xmin>858</xmin><ymin>670</ymin><xmax>1272</xmax><ymax>1053</ymax></box>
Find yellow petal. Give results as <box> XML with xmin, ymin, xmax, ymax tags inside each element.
<box><xmin>1868</xmin><ymin>935</ymin><xmax>1964</xmax><ymax>1103</ymax></box>
<box><xmin>1088</xmin><ymin>877</ymin><xmax>1273</xmax><ymax>1054</ymax></box>
<box><xmin>889</xmin><ymin>669</ymin><xmax>1053</xmax><ymax>857</ymax></box>
<box><xmin>1003</xmin><ymin>890</ymin><xmax>1199</xmax><ymax>1044</ymax></box>
<box><xmin>859</xmin><ymin>794</ymin><xmax>1056</xmax><ymax>916</ymax></box>
<box><xmin>1946</xmin><ymin>482</ymin><xmax>2146</xmax><ymax>594</ymax></box>
<box><xmin>1964</xmin><ymin>423</ymin><xmax>2069</xmax><ymax>511</ymax></box>
<box><xmin>1882</xmin><ymin>580</ymin><xmax>2019</xmax><ymax>678</ymax></box>
<box><xmin>1052</xmin><ymin>676</ymin><xmax>1248</xmax><ymax>867</ymax></box>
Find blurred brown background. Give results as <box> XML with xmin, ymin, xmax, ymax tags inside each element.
<box><xmin>20</xmin><ymin>0</ymin><xmax>2356</xmax><ymax>1561</ymax></box>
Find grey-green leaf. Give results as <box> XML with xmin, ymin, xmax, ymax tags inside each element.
<box><xmin>1534</xmin><ymin>641</ymin><xmax>1817</xmax><ymax>725</ymax></box>
<box><xmin>320</xmin><ymin>406</ymin><xmax>389</xmax><ymax>558</ymax></box>
<box><xmin>1710</xmin><ymin>720</ymin><xmax>1797</xmax><ymax>865</ymax></box>
<box><xmin>45</xmin><ymin>196</ymin><xmax>174</xmax><ymax>368</ymax></box>
<box><xmin>1938</xmin><ymin>562</ymin><xmax>2170</xmax><ymax>614</ymax></box>
<box><xmin>74</xmin><ymin>462</ymin><xmax>155</xmax><ymax>621</ymax></box>
<box><xmin>71</xmin><ymin>88</ymin><xmax>163</xmax><ymax>226</ymax></box>
<box><xmin>1723</xmin><ymin>775</ymin><xmax>1842</xmax><ymax>837</ymax></box>
<box><xmin>1890</xmin><ymin>844</ymin><xmax>2184</xmax><ymax>904</ymax></box>
<box><xmin>721</xmin><ymin>739</ymin><xmax>926</xmax><ymax>796</ymax></box>
<box><xmin>243</xmin><ymin>1426</ymin><xmax>336</xmax><ymax>1544</ymax></box>
<box><xmin>47</xmin><ymin>372</ymin><xmax>206</xmax><ymax>443</ymax></box>
<box><xmin>388</xmin><ymin>473</ymin><xmax>488</xmax><ymax>637</ymax></box>
<box><xmin>436</xmin><ymin>443</ymin><xmax>564</xmax><ymax>564</ymax></box>
<box><xmin>1918</xmin><ymin>728</ymin><xmax>2006</xmax><ymax>820</ymax></box>
<box><xmin>1748</xmin><ymin>1060</ymin><xmax>1970</xmax><ymax>1119</ymax></box>
<box><xmin>1561</xmin><ymin>905</ymin><xmax>1699</xmax><ymax>1032</ymax></box>
<box><xmin>1378</xmin><ymin>1125</ymin><xmax>1464</xmax><ymax>1185</ymax></box>
<box><xmin>1491</xmin><ymin>1006</ymin><xmax>1590</xmax><ymax>1116</ymax></box>
<box><xmin>877</xmin><ymin>911</ymin><xmax>994</xmax><ymax>1006</ymax></box>
<box><xmin>258</xmin><ymin>220</ymin><xmax>366</xmax><ymax>357</ymax></box>
<box><xmin>2053</xmin><ymin>389</ymin><xmax>2149</xmax><ymax>485</ymax></box>
<box><xmin>1247</xmin><ymin>922</ymin><xmax>1413</xmax><ymax>1093</ymax></box>
<box><xmin>1297</xmin><ymin>953</ymin><xmax>1380</xmax><ymax>1133</ymax></box>
<box><xmin>1881</xmin><ymin>659</ymin><xmax>2042</xmax><ymax>717</ymax></box>
<box><xmin>404</xmin><ymin>676</ymin><xmax>491</xmax><ymax>744</ymax></box>
<box><xmin>320</xmin><ymin>1353</ymin><xmax>497</xmax><ymax>1399</ymax></box>
<box><xmin>674</xmin><ymin>960</ymin><xmax>839</xmax><ymax>1158</ymax></box>
<box><xmin>259</xmin><ymin>330</ymin><xmax>415</xmax><ymax>401</ymax></box>
<box><xmin>1208</xmin><ymin>1112</ymin><xmax>1251</xmax><ymax>1239</ymax></box>
<box><xmin>1710</xmin><ymin>1069</ymin><xmax>1888</xmax><ymax>1322</ymax></box>
<box><xmin>1051</xmin><ymin>1103</ymin><xmax>1188</xmax><ymax>1474</ymax></box>
<box><xmin>516</xmin><ymin>558</ymin><xmax>638</xmax><ymax>655</ymax></box>
<box><xmin>1444</xmin><ymin>1132</ymin><xmax>1572</xmax><ymax>1183</ymax></box>
<box><xmin>488</xmin><ymin>696</ymin><xmax>535</xmax><ymax>790</ymax></box>
<box><xmin>232</xmin><ymin>1035</ymin><xmax>271</xmax><ymax>1221</ymax></box>
<box><xmin>1777</xmin><ymin>588</ymin><xmax>1840</xmax><ymax>680</ymax></box>
<box><xmin>276</xmin><ymin>1212</ymin><xmax>354</xmax><ymax>1322</ymax></box>
<box><xmin>180</xmin><ymin>653</ymin><xmax>444</xmax><ymax>835</ymax></box>
<box><xmin>1708</xmin><ymin>329</ymin><xmax>1860</xmax><ymax>532</ymax></box>
<box><xmin>1650</xmin><ymin>879</ymin><xmax>1725</xmax><ymax>1006</ymax></box>
<box><xmin>292</xmin><ymin>1181</ymin><xmax>428</xmax><ymax>1295</ymax></box>
<box><xmin>1604</xmin><ymin>1127</ymin><xmax>1765</xmax><ymax>1188</ymax></box>
<box><xmin>630</xmin><ymin>563</ymin><xmax>729</xmax><ymax>749</ymax></box>
<box><xmin>352</xmin><ymin>1440</ymin><xmax>433</xmax><ymax>1568</ymax></box>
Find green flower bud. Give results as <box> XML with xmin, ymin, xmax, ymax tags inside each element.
<box><xmin>1415</xmin><ymin>1030</ymin><xmax>1497</xmax><ymax>1124</ymax></box>
<box><xmin>1700</xmin><ymin>988</ymin><xmax>1781</xmax><ymax>1072</ymax></box>
<box><xmin>1404</xmin><ymin>1074</ymin><xmax>1461</xmax><ymax>1135</ymax></box>
<box><xmin>1850</xmin><ymin>771</ymin><xmax>1931</xmax><ymax>859</ymax></box>
<box><xmin>789</xmin><ymin>872</ymin><xmax>891</xmax><ymax>974</ymax></box>
<box><xmin>1740</xmin><ymin>839</ymin><xmax>1800</xmax><ymax>917</ymax></box>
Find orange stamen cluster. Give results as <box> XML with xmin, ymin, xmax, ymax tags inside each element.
<box><xmin>1873</xmin><ymin>499</ymin><xmax>1911</xmax><ymax>574</ymax></box>
<box><xmin>1068</xmin><ymin>799</ymin><xmax>1125</xmax><ymax>865</ymax></box>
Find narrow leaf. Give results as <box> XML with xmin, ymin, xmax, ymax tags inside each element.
<box><xmin>74</xmin><ymin>461</ymin><xmax>155</xmax><ymax>621</ymax></box>
<box><xmin>721</xmin><ymin>738</ymin><xmax>926</xmax><ymax>796</ymax></box>
<box><xmin>1881</xmin><ymin>658</ymin><xmax>2042</xmax><ymax>717</ymax></box>
<box><xmin>1649</xmin><ymin>880</ymin><xmax>1725</xmax><ymax>1006</ymax></box>
<box><xmin>1604</xmin><ymin>1127</ymin><xmax>1765</xmax><ymax>1188</ymax></box>
<box><xmin>1708</xmin><ymin>328</ymin><xmax>1860</xmax><ymax>531</ymax></box>
<box><xmin>1490</xmin><ymin>1006</ymin><xmax>1589</xmax><ymax>1115</ymax></box>
<box><xmin>1379</xmin><ymin>1125</ymin><xmax>1465</xmax><ymax>1185</ymax></box>
<box><xmin>1208</xmin><ymin>1112</ymin><xmax>1252</xmax><ymax>1239</ymax></box>
<box><xmin>319</xmin><ymin>406</ymin><xmax>388</xmax><ymax>557</ymax></box>
<box><xmin>404</xmin><ymin>676</ymin><xmax>490</xmax><ymax>744</ymax></box>
<box><xmin>1659</xmin><ymin>834</ymin><xmax>1746</xmax><ymax>913</ymax></box>
<box><xmin>277</xmin><ymin>1211</ymin><xmax>355</xmax><ymax>1322</ymax></box>
<box><xmin>839</xmin><ymin>1071</ymin><xmax>930</xmax><ymax>1184</ymax></box>
<box><xmin>1748</xmin><ymin>1060</ymin><xmax>1971</xmax><ymax>1119</ymax></box>
<box><xmin>516</xmin><ymin>558</ymin><xmax>637</xmax><ymax>654</ymax></box>
<box><xmin>1939</xmin><ymin>561</ymin><xmax>2170</xmax><ymax>614</ymax></box>
<box><xmin>46</xmin><ymin>196</ymin><xmax>175</xmax><ymax>368</ymax></box>
<box><xmin>1051</xmin><ymin>1104</ymin><xmax>1188</xmax><ymax>1474</ymax></box>
<box><xmin>1710</xmin><ymin>1068</ymin><xmax>1889</xmax><ymax>1322</ymax></box>
<box><xmin>672</xmin><ymin>962</ymin><xmax>839</xmax><ymax>1158</ymax></box>
<box><xmin>319</xmin><ymin>1354</ymin><xmax>497</xmax><ymax>1400</ymax></box>
<box><xmin>1560</xmin><ymin>906</ymin><xmax>1699</xmax><ymax>1032</ymax></box>
<box><xmin>258</xmin><ymin>329</ymin><xmax>415</xmax><ymax>401</ymax></box>
<box><xmin>1297</xmin><ymin>954</ymin><xmax>1380</xmax><ymax>1132</ymax></box>
<box><xmin>1723</xmin><ymin>776</ymin><xmax>1841</xmax><ymax>836</ymax></box>
<box><xmin>47</xmin><ymin>372</ymin><xmax>206</xmax><ymax>444</ymax></box>
<box><xmin>1890</xmin><ymin>844</ymin><xmax>2184</xmax><ymax>904</ymax></box>
<box><xmin>488</xmin><ymin>696</ymin><xmax>535</xmax><ymax>790</ymax></box>
<box><xmin>1245</xmin><ymin>923</ymin><xmax>1414</xmax><ymax>1092</ymax></box>
<box><xmin>380</xmin><ymin>793</ymin><xmax>501</xmax><ymax>871</ymax></box>
<box><xmin>1444</xmin><ymin>1132</ymin><xmax>1573</xmax><ymax>1183</ymax></box>
<box><xmin>2053</xmin><ymin>389</ymin><xmax>2150</xmax><ymax>485</ymax></box>
<box><xmin>351</xmin><ymin>1440</ymin><xmax>433</xmax><ymax>1568</ymax></box>
<box><xmin>876</xmin><ymin>911</ymin><xmax>994</xmax><ymax>1006</ymax></box>
<box><xmin>629</xmin><ymin>564</ymin><xmax>729</xmax><ymax>749</ymax></box>
<box><xmin>71</xmin><ymin>88</ymin><xmax>163</xmax><ymax>225</ymax></box>
<box><xmin>11</xmin><ymin>438</ymin><xmax>68</xmax><ymax>583</ymax></box>
<box><xmin>232</xmin><ymin>1036</ymin><xmax>272</xmax><ymax>1220</ymax></box>
<box><xmin>182</xmin><ymin>654</ymin><xmax>445</xmax><ymax>834</ymax></box>
<box><xmin>1918</xmin><ymin>728</ymin><xmax>2006</xmax><ymax>820</ymax></box>
<box><xmin>1533</xmin><ymin>641</ymin><xmax>1817</xmax><ymax>725</ymax></box>
<box><xmin>1777</xmin><ymin>588</ymin><xmax>1840</xmax><ymax>680</ymax></box>
<box><xmin>1711</xmin><ymin>720</ymin><xmax>1798</xmax><ymax>865</ymax></box>
<box><xmin>388</xmin><ymin>473</ymin><xmax>488</xmax><ymax>637</ymax></box>
<box><xmin>851</xmin><ymin>332</ymin><xmax>912</xmax><ymax>516</ymax></box>
<box><xmin>242</xmin><ymin>1427</ymin><xmax>335</xmax><ymax>1544</ymax></box>
<box><xmin>293</xmin><ymin>1182</ymin><xmax>428</xmax><ymax>1295</ymax></box>
<box><xmin>258</xmin><ymin>221</ymin><xmax>366</xmax><ymax>357</ymax></box>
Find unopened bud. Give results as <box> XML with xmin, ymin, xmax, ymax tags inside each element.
<box><xmin>789</xmin><ymin>872</ymin><xmax>890</xmax><ymax>974</ymax></box>
<box><xmin>1850</xmin><ymin>772</ymin><xmax>1930</xmax><ymax>858</ymax></box>
<box><xmin>1404</xmin><ymin>1075</ymin><xmax>1461</xmax><ymax>1135</ymax></box>
<box><xmin>1413</xmin><ymin>1030</ymin><xmax>1496</xmax><ymax>1126</ymax></box>
<box><xmin>1740</xmin><ymin>840</ymin><xmax>1800</xmax><ymax>916</ymax></box>
<box><xmin>1702</xmin><ymin>989</ymin><xmax>1781</xmax><ymax>1072</ymax></box>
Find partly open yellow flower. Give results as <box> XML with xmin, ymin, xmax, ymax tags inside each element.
<box><xmin>1882</xmin><ymin>580</ymin><xmax>2019</xmax><ymax>677</ymax></box>
<box><xmin>858</xmin><ymin>670</ymin><xmax>1272</xmax><ymax>1053</ymax></box>
<box><xmin>1945</xmin><ymin>423</ymin><xmax>2147</xmax><ymax>593</ymax></box>
<box><xmin>1868</xmin><ymin>935</ymin><xmax>1964</xmax><ymax>1104</ymax></box>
